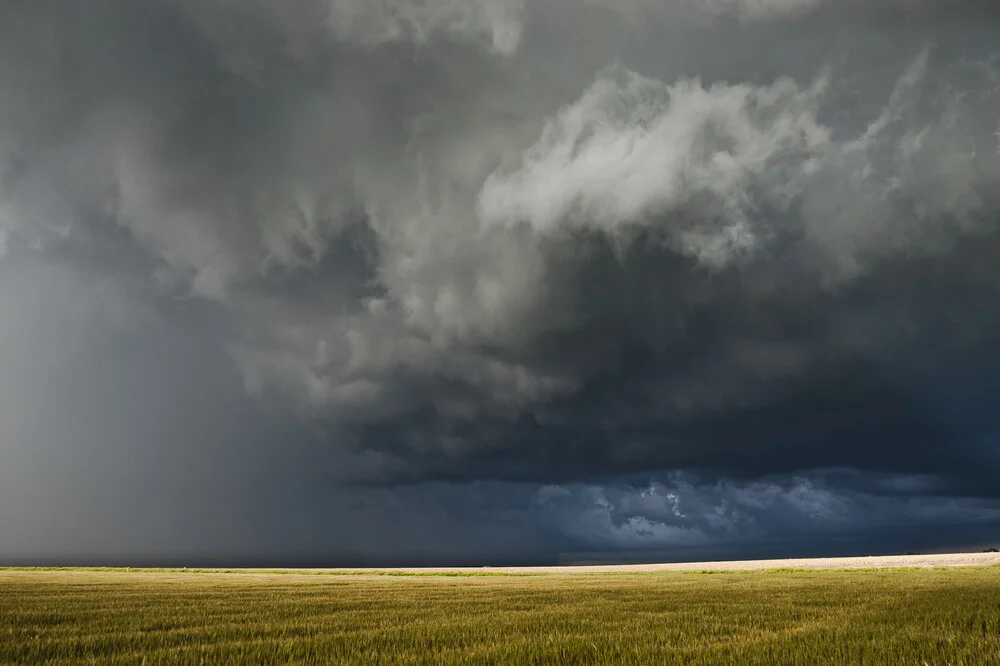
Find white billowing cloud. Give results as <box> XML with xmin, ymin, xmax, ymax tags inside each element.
<box><xmin>478</xmin><ymin>66</ymin><xmax>830</xmax><ymax>270</ymax></box>
<box><xmin>327</xmin><ymin>0</ymin><xmax>527</xmax><ymax>55</ymax></box>
<box><xmin>480</xmin><ymin>53</ymin><xmax>1000</xmax><ymax>280</ymax></box>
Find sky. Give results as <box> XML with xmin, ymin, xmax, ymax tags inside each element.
<box><xmin>2</xmin><ymin>0</ymin><xmax>1000</xmax><ymax>566</ymax></box>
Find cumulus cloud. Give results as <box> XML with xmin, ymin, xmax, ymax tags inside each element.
<box><xmin>480</xmin><ymin>51</ymin><xmax>999</xmax><ymax>280</ymax></box>
<box><xmin>2</xmin><ymin>0</ymin><xmax>1000</xmax><ymax>562</ymax></box>
<box><xmin>478</xmin><ymin>66</ymin><xmax>830</xmax><ymax>269</ymax></box>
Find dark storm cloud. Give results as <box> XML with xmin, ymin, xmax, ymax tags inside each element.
<box><xmin>3</xmin><ymin>0</ymin><xmax>1000</xmax><ymax>563</ymax></box>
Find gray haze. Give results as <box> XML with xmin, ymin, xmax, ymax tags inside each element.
<box><xmin>2</xmin><ymin>0</ymin><xmax>1000</xmax><ymax>565</ymax></box>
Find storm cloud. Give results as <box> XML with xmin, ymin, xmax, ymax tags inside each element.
<box><xmin>2</xmin><ymin>0</ymin><xmax>1000</xmax><ymax>565</ymax></box>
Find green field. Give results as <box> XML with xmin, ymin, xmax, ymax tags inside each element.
<box><xmin>3</xmin><ymin>567</ymin><xmax>1000</xmax><ymax>664</ymax></box>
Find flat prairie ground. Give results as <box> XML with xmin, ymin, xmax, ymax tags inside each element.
<box><xmin>3</xmin><ymin>565</ymin><xmax>1000</xmax><ymax>665</ymax></box>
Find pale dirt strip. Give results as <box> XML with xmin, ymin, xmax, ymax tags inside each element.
<box><xmin>294</xmin><ymin>552</ymin><xmax>1000</xmax><ymax>575</ymax></box>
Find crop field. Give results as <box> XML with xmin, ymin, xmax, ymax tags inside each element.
<box><xmin>2</xmin><ymin>566</ymin><xmax>1000</xmax><ymax>664</ymax></box>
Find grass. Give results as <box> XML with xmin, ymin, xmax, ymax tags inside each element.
<box><xmin>2</xmin><ymin>567</ymin><xmax>999</xmax><ymax>664</ymax></box>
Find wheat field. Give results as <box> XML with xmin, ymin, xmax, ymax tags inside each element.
<box><xmin>3</xmin><ymin>566</ymin><xmax>1000</xmax><ymax>664</ymax></box>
